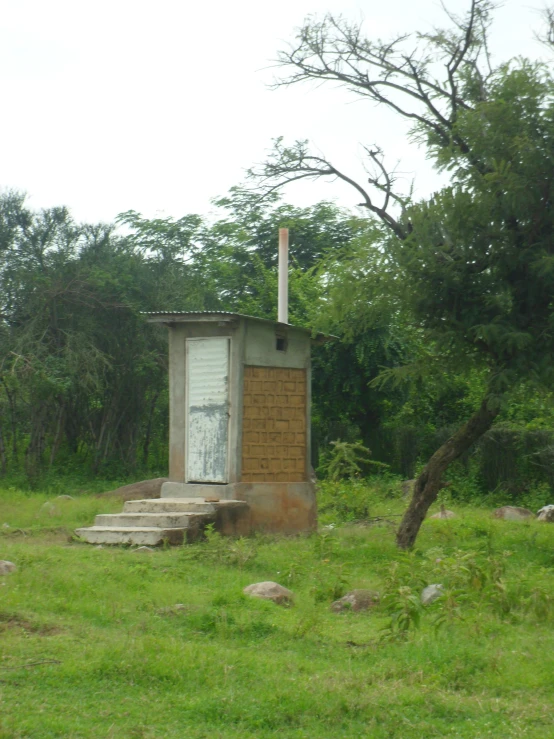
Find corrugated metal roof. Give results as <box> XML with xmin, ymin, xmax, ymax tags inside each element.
<box><xmin>141</xmin><ymin>311</ymin><xmax>336</xmax><ymax>341</ymax></box>
<box><xmin>143</xmin><ymin>311</ymin><xmax>258</xmax><ymax>318</ymax></box>
<box><xmin>142</xmin><ymin>310</ymin><xmax>285</xmax><ymax>327</ymax></box>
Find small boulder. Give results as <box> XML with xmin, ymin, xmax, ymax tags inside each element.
<box><xmin>157</xmin><ymin>604</ymin><xmax>188</xmax><ymax>615</ymax></box>
<box><xmin>421</xmin><ymin>584</ymin><xmax>444</xmax><ymax>605</ymax></box>
<box><xmin>56</xmin><ymin>495</ymin><xmax>74</xmax><ymax>501</ymax></box>
<box><xmin>493</xmin><ymin>506</ymin><xmax>534</xmax><ymax>521</ymax></box>
<box><xmin>40</xmin><ymin>502</ymin><xmax>58</xmax><ymax>516</ymax></box>
<box><xmin>133</xmin><ymin>546</ymin><xmax>155</xmax><ymax>554</ymax></box>
<box><xmin>330</xmin><ymin>589</ymin><xmax>380</xmax><ymax>613</ymax></box>
<box><xmin>430</xmin><ymin>505</ymin><xmax>456</xmax><ymax>520</ymax></box>
<box><xmin>243</xmin><ymin>581</ymin><xmax>293</xmax><ymax>605</ymax></box>
<box><xmin>0</xmin><ymin>560</ymin><xmax>16</xmax><ymax>575</ymax></box>
<box><xmin>537</xmin><ymin>505</ymin><xmax>554</xmax><ymax>522</ymax></box>
<box><xmin>95</xmin><ymin>477</ymin><xmax>168</xmax><ymax>502</ymax></box>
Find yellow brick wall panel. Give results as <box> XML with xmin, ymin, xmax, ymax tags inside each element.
<box><xmin>242</xmin><ymin>366</ymin><xmax>307</xmax><ymax>482</ymax></box>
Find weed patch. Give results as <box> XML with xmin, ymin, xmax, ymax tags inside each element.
<box><xmin>1</xmin><ymin>482</ymin><xmax>554</xmax><ymax>738</ymax></box>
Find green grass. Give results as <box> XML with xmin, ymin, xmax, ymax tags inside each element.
<box><xmin>1</xmin><ymin>482</ymin><xmax>553</xmax><ymax>738</ymax></box>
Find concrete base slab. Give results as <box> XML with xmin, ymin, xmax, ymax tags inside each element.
<box><xmin>161</xmin><ymin>482</ymin><xmax>236</xmax><ymax>500</ymax></box>
<box><xmin>160</xmin><ymin>482</ymin><xmax>316</xmax><ymax>533</ymax></box>
<box><xmin>233</xmin><ymin>482</ymin><xmax>316</xmax><ymax>533</ymax></box>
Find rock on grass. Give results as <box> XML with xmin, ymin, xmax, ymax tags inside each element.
<box><xmin>331</xmin><ymin>590</ymin><xmax>380</xmax><ymax>613</ymax></box>
<box><xmin>430</xmin><ymin>505</ymin><xmax>456</xmax><ymax>519</ymax></box>
<box><xmin>243</xmin><ymin>581</ymin><xmax>293</xmax><ymax>605</ymax></box>
<box><xmin>537</xmin><ymin>505</ymin><xmax>554</xmax><ymax>522</ymax></box>
<box><xmin>0</xmin><ymin>561</ymin><xmax>16</xmax><ymax>575</ymax></box>
<box><xmin>493</xmin><ymin>506</ymin><xmax>534</xmax><ymax>521</ymax></box>
<box><xmin>95</xmin><ymin>478</ymin><xmax>168</xmax><ymax>502</ymax></box>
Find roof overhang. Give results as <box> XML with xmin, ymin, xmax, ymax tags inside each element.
<box><xmin>142</xmin><ymin>311</ymin><xmax>336</xmax><ymax>343</ymax></box>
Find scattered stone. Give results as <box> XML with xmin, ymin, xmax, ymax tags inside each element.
<box><xmin>243</xmin><ymin>581</ymin><xmax>293</xmax><ymax>605</ymax></box>
<box><xmin>493</xmin><ymin>506</ymin><xmax>534</xmax><ymax>521</ymax></box>
<box><xmin>0</xmin><ymin>560</ymin><xmax>16</xmax><ymax>575</ymax></box>
<box><xmin>401</xmin><ymin>480</ymin><xmax>415</xmax><ymax>498</ymax></box>
<box><xmin>157</xmin><ymin>604</ymin><xmax>188</xmax><ymax>615</ymax></box>
<box><xmin>537</xmin><ymin>505</ymin><xmax>554</xmax><ymax>522</ymax></box>
<box><xmin>421</xmin><ymin>584</ymin><xmax>444</xmax><ymax>605</ymax></box>
<box><xmin>95</xmin><ymin>477</ymin><xmax>169</xmax><ymax>502</ymax></box>
<box><xmin>56</xmin><ymin>495</ymin><xmax>74</xmax><ymax>501</ymax></box>
<box><xmin>430</xmin><ymin>505</ymin><xmax>456</xmax><ymax>519</ymax></box>
<box><xmin>330</xmin><ymin>589</ymin><xmax>380</xmax><ymax>613</ymax></box>
<box><xmin>40</xmin><ymin>502</ymin><xmax>58</xmax><ymax>516</ymax></box>
<box><xmin>95</xmin><ymin>545</ymin><xmax>104</xmax><ymax>549</ymax></box>
<box><xmin>133</xmin><ymin>546</ymin><xmax>155</xmax><ymax>554</ymax></box>
<box><xmin>2</xmin><ymin>523</ymin><xmax>10</xmax><ymax>529</ymax></box>
<box><xmin>205</xmin><ymin>497</ymin><xmax>220</xmax><ymax>503</ymax></box>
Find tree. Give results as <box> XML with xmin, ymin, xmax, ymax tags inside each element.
<box><xmin>0</xmin><ymin>193</ymin><xmax>175</xmax><ymax>478</ymax></box>
<box><xmin>0</xmin><ymin>189</ymin><xmax>379</xmax><ymax>481</ymax></box>
<box><xmin>248</xmin><ymin>0</ymin><xmax>554</xmax><ymax>547</ymax></box>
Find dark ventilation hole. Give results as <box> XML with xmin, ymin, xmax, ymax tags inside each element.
<box><xmin>276</xmin><ymin>337</ymin><xmax>287</xmax><ymax>352</ymax></box>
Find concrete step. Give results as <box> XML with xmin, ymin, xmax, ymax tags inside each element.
<box><xmin>75</xmin><ymin>526</ymin><xmax>190</xmax><ymax>546</ymax></box>
<box><xmin>76</xmin><ymin>498</ymin><xmax>251</xmax><ymax>546</ymax></box>
<box><xmin>94</xmin><ymin>512</ymin><xmax>210</xmax><ymax>528</ymax></box>
<box><xmin>123</xmin><ymin>498</ymin><xmax>218</xmax><ymax>514</ymax></box>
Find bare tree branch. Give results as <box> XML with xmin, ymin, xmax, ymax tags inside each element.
<box><xmin>248</xmin><ymin>139</ymin><xmax>409</xmax><ymax>239</ymax></box>
<box><xmin>248</xmin><ymin>1</ymin><xmax>497</xmax><ymax>239</ymax></box>
<box><xmin>535</xmin><ymin>6</ymin><xmax>554</xmax><ymax>49</ymax></box>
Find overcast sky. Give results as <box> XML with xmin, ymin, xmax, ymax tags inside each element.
<box><xmin>0</xmin><ymin>0</ymin><xmax>547</xmax><ymax>224</ymax></box>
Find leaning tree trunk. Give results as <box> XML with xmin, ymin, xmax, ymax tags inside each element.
<box><xmin>396</xmin><ymin>396</ymin><xmax>500</xmax><ymax>550</ymax></box>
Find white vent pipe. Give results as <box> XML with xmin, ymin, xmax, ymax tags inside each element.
<box><xmin>278</xmin><ymin>228</ymin><xmax>289</xmax><ymax>324</ymax></box>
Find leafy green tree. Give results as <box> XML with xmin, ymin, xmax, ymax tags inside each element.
<box><xmin>0</xmin><ymin>194</ymin><xmax>174</xmax><ymax>478</ymax></box>
<box><xmin>0</xmin><ymin>190</ymin><xmax>383</xmax><ymax>481</ymax></box>
<box><xmin>248</xmin><ymin>0</ymin><xmax>554</xmax><ymax>547</ymax></box>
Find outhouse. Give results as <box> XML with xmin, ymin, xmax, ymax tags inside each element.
<box><xmin>75</xmin><ymin>229</ymin><xmax>326</xmax><ymax>544</ymax></box>
<box><xmin>144</xmin><ymin>311</ymin><xmax>319</xmax><ymax>533</ymax></box>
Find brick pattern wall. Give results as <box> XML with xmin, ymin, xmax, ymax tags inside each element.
<box><xmin>241</xmin><ymin>366</ymin><xmax>307</xmax><ymax>483</ymax></box>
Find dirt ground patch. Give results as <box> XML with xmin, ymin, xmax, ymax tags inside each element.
<box><xmin>0</xmin><ymin>611</ymin><xmax>63</xmax><ymax>636</ymax></box>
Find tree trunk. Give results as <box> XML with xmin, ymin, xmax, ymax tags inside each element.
<box><xmin>0</xmin><ymin>419</ymin><xmax>7</xmax><ymax>475</ymax></box>
<box><xmin>49</xmin><ymin>406</ymin><xmax>64</xmax><ymax>468</ymax></box>
<box><xmin>142</xmin><ymin>391</ymin><xmax>160</xmax><ymax>467</ymax></box>
<box><xmin>1</xmin><ymin>378</ymin><xmax>18</xmax><ymax>457</ymax></box>
<box><xmin>396</xmin><ymin>395</ymin><xmax>500</xmax><ymax>550</ymax></box>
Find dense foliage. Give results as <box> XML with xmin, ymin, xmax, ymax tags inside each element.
<box><xmin>248</xmin><ymin>0</ymin><xmax>554</xmax><ymax>545</ymax></box>
<box><xmin>1</xmin><ymin>187</ymin><xmax>553</xmax><ymax>501</ymax></box>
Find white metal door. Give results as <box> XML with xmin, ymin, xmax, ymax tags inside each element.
<box><xmin>186</xmin><ymin>338</ymin><xmax>229</xmax><ymax>483</ymax></box>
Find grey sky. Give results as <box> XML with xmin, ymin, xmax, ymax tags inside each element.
<box><xmin>0</xmin><ymin>0</ymin><xmax>547</xmax><ymax>223</ymax></box>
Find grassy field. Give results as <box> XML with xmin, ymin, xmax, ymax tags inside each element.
<box><xmin>1</xmin><ymin>481</ymin><xmax>553</xmax><ymax>738</ymax></box>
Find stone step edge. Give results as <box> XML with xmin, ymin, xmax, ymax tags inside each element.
<box><xmin>95</xmin><ymin>512</ymin><xmax>212</xmax><ymax>521</ymax></box>
<box><xmin>123</xmin><ymin>499</ymin><xmax>249</xmax><ymax>513</ymax></box>
<box><xmin>74</xmin><ymin>525</ymin><xmax>195</xmax><ymax>546</ymax></box>
<box><xmin>76</xmin><ymin>526</ymin><xmax>190</xmax><ymax>533</ymax></box>
<box><xmin>126</xmin><ymin>498</ymin><xmax>248</xmax><ymax>505</ymax></box>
